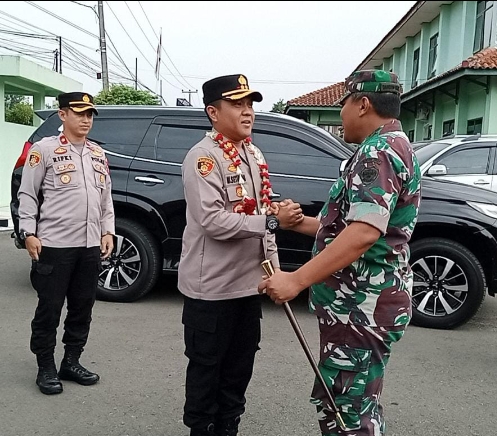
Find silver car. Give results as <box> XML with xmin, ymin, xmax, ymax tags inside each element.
<box><xmin>414</xmin><ymin>134</ymin><xmax>497</xmax><ymax>192</ymax></box>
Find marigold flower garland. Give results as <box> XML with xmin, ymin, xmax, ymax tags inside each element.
<box><xmin>208</xmin><ymin>130</ymin><xmax>272</xmax><ymax>215</ymax></box>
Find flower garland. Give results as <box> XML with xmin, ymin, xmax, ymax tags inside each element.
<box><xmin>207</xmin><ymin>130</ymin><xmax>272</xmax><ymax>215</ymax></box>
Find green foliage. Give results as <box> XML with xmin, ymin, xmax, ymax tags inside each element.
<box><xmin>5</xmin><ymin>94</ymin><xmax>27</xmax><ymax>110</ymax></box>
<box><xmin>94</xmin><ymin>84</ymin><xmax>160</xmax><ymax>105</ymax></box>
<box><xmin>270</xmin><ymin>99</ymin><xmax>286</xmax><ymax>114</ymax></box>
<box><xmin>6</xmin><ymin>101</ymin><xmax>33</xmax><ymax>126</ymax></box>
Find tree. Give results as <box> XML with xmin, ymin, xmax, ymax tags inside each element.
<box><xmin>5</xmin><ymin>94</ymin><xmax>27</xmax><ymax>110</ymax></box>
<box><xmin>94</xmin><ymin>84</ymin><xmax>160</xmax><ymax>105</ymax></box>
<box><xmin>270</xmin><ymin>99</ymin><xmax>286</xmax><ymax>114</ymax></box>
<box><xmin>5</xmin><ymin>97</ymin><xmax>33</xmax><ymax>126</ymax></box>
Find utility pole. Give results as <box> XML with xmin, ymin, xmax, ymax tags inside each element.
<box><xmin>182</xmin><ymin>89</ymin><xmax>198</xmax><ymax>106</ymax></box>
<box><xmin>98</xmin><ymin>1</ymin><xmax>109</xmax><ymax>91</ymax></box>
<box><xmin>59</xmin><ymin>36</ymin><xmax>62</xmax><ymax>73</ymax></box>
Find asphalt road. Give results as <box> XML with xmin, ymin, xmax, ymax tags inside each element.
<box><xmin>1</xmin><ymin>230</ymin><xmax>496</xmax><ymax>436</ymax></box>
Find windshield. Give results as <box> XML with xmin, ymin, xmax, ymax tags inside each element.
<box><xmin>415</xmin><ymin>141</ymin><xmax>451</xmax><ymax>166</ymax></box>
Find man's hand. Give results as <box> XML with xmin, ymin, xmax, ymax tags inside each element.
<box><xmin>100</xmin><ymin>234</ymin><xmax>114</xmax><ymax>259</ymax></box>
<box><xmin>25</xmin><ymin>236</ymin><xmax>42</xmax><ymax>261</ymax></box>
<box><xmin>258</xmin><ymin>270</ymin><xmax>303</xmax><ymax>305</ymax></box>
<box><xmin>269</xmin><ymin>199</ymin><xmax>304</xmax><ymax>229</ymax></box>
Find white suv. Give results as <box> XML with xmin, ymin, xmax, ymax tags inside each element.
<box><xmin>414</xmin><ymin>134</ymin><xmax>497</xmax><ymax>192</ymax></box>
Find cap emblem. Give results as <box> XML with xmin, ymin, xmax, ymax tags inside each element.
<box><xmin>238</xmin><ymin>75</ymin><xmax>249</xmax><ymax>90</ymax></box>
<box><xmin>83</xmin><ymin>94</ymin><xmax>90</xmax><ymax>103</ymax></box>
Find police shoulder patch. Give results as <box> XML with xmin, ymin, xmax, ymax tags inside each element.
<box><xmin>28</xmin><ymin>150</ymin><xmax>42</xmax><ymax>168</ymax></box>
<box><xmin>196</xmin><ymin>156</ymin><xmax>215</xmax><ymax>177</ymax></box>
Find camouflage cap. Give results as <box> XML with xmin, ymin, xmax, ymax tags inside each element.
<box><xmin>339</xmin><ymin>69</ymin><xmax>402</xmax><ymax>104</ymax></box>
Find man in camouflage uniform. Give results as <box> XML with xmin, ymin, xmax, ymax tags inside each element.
<box><xmin>258</xmin><ymin>70</ymin><xmax>421</xmax><ymax>435</ymax></box>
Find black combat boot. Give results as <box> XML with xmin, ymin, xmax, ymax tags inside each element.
<box><xmin>36</xmin><ymin>353</ymin><xmax>63</xmax><ymax>395</ymax></box>
<box><xmin>190</xmin><ymin>423</ymin><xmax>216</xmax><ymax>436</ymax></box>
<box><xmin>216</xmin><ymin>416</ymin><xmax>240</xmax><ymax>436</ymax></box>
<box><xmin>58</xmin><ymin>347</ymin><xmax>99</xmax><ymax>386</ymax></box>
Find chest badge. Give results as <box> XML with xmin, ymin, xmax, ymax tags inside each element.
<box><xmin>54</xmin><ymin>147</ymin><xmax>67</xmax><ymax>154</ymax></box>
<box><xmin>60</xmin><ymin>174</ymin><xmax>71</xmax><ymax>184</ymax></box>
<box><xmin>91</xmin><ymin>148</ymin><xmax>103</xmax><ymax>157</ymax></box>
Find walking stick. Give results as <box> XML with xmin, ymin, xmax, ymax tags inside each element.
<box><xmin>261</xmin><ymin>259</ymin><xmax>346</xmax><ymax>432</ymax></box>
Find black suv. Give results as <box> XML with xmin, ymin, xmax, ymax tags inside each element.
<box><xmin>10</xmin><ymin>106</ymin><xmax>497</xmax><ymax>330</ymax></box>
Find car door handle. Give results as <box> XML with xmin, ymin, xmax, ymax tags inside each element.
<box><xmin>473</xmin><ymin>180</ymin><xmax>490</xmax><ymax>185</ymax></box>
<box><xmin>270</xmin><ymin>192</ymin><xmax>281</xmax><ymax>199</ymax></box>
<box><xmin>135</xmin><ymin>176</ymin><xmax>165</xmax><ymax>184</ymax></box>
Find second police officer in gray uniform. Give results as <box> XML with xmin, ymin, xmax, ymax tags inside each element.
<box><xmin>18</xmin><ymin>92</ymin><xmax>115</xmax><ymax>395</ymax></box>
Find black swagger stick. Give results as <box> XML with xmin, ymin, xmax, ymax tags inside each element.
<box><xmin>261</xmin><ymin>259</ymin><xmax>346</xmax><ymax>432</ymax></box>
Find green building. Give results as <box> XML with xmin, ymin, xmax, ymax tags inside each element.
<box><xmin>285</xmin><ymin>1</ymin><xmax>497</xmax><ymax>141</ymax></box>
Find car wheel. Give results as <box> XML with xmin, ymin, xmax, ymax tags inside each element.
<box><xmin>97</xmin><ymin>218</ymin><xmax>161</xmax><ymax>302</ymax></box>
<box><xmin>409</xmin><ymin>237</ymin><xmax>486</xmax><ymax>329</ymax></box>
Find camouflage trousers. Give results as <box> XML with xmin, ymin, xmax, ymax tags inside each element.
<box><xmin>310</xmin><ymin>320</ymin><xmax>406</xmax><ymax>436</ymax></box>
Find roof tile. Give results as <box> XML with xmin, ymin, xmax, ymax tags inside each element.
<box><xmin>286</xmin><ymin>47</ymin><xmax>497</xmax><ymax>108</ymax></box>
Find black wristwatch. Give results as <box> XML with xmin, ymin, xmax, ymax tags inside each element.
<box><xmin>20</xmin><ymin>231</ymin><xmax>36</xmax><ymax>241</ymax></box>
<box><xmin>266</xmin><ymin>215</ymin><xmax>280</xmax><ymax>234</ymax></box>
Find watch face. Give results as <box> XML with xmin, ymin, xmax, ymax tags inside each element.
<box><xmin>267</xmin><ymin>217</ymin><xmax>279</xmax><ymax>230</ymax></box>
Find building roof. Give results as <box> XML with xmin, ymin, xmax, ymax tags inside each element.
<box><xmin>286</xmin><ymin>47</ymin><xmax>497</xmax><ymax>109</ymax></box>
<box><xmin>286</xmin><ymin>82</ymin><xmax>345</xmax><ymax>108</ymax></box>
<box><xmin>462</xmin><ymin>46</ymin><xmax>497</xmax><ymax>69</ymax></box>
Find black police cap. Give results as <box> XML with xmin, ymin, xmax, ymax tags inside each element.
<box><xmin>202</xmin><ymin>74</ymin><xmax>263</xmax><ymax>106</ymax></box>
<box><xmin>57</xmin><ymin>92</ymin><xmax>98</xmax><ymax>115</ymax></box>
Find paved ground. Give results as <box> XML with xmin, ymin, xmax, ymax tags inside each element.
<box><xmin>1</xmin><ymin>231</ymin><xmax>496</xmax><ymax>436</ymax></box>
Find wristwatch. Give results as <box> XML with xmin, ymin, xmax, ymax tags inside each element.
<box><xmin>20</xmin><ymin>231</ymin><xmax>36</xmax><ymax>241</ymax></box>
<box><xmin>265</xmin><ymin>215</ymin><xmax>280</xmax><ymax>234</ymax></box>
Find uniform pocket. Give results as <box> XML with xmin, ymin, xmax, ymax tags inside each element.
<box><xmin>30</xmin><ymin>261</ymin><xmax>54</xmax><ymax>293</ymax></box>
<box><xmin>313</xmin><ymin>345</ymin><xmax>372</xmax><ymax>427</ymax></box>
<box><xmin>182</xmin><ymin>310</ymin><xmax>218</xmax><ymax>365</ymax></box>
<box><xmin>226</xmin><ymin>184</ymin><xmax>244</xmax><ymax>202</ymax></box>
<box><xmin>94</xmin><ymin>172</ymin><xmax>106</xmax><ymax>189</ymax></box>
<box><xmin>52</xmin><ymin>163</ymin><xmax>78</xmax><ymax>189</ymax></box>
<box><xmin>92</xmin><ymin>161</ymin><xmax>108</xmax><ymax>189</ymax></box>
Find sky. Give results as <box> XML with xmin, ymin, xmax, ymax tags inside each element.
<box><xmin>0</xmin><ymin>1</ymin><xmax>417</xmax><ymax>112</ymax></box>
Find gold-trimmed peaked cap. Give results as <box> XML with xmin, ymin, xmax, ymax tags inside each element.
<box><xmin>202</xmin><ymin>74</ymin><xmax>263</xmax><ymax>106</ymax></box>
<box><xmin>57</xmin><ymin>91</ymin><xmax>98</xmax><ymax>115</ymax></box>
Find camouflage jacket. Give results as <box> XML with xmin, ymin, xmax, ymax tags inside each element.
<box><xmin>310</xmin><ymin>120</ymin><xmax>421</xmax><ymax>327</ymax></box>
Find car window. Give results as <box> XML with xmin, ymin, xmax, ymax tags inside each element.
<box><xmin>414</xmin><ymin>141</ymin><xmax>451</xmax><ymax>166</ymax></box>
<box><xmin>90</xmin><ymin>118</ymin><xmax>150</xmax><ymax>155</ymax></box>
<box><xmin>150</xmin><ymin>125</ymin><xmax>205</xmax><ymax>163</ymax></box>
<box><xmin>252</xmin><ymin>132</ymin><xmax>340</xmax><ymax>179</ymax></box>
<box><xmin>436</xmin><ymin>147</ymin><xmax>491</xmax><ymax>175</ymax></box>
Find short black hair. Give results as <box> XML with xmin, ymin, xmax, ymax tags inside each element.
<box><xmin>348</xmin><ymin>92</ymin><xmax>401</xmax><ymax>118</ymax></box>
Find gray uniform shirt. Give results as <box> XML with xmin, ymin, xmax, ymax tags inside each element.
<box><xmin>18</xmin><ymin>133</ymin><xmax>115</xmax><ymax>248</ymax></box>
<box><xmin>178</xmin><ymin>134</ymin><xmax>280</xmax><ymax>300</ymax></box>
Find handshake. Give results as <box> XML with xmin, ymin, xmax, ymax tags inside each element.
<box><xmin>267</xmin><ymin>199</ymin><xmax>304</xmax><ymax>230</ymax></box>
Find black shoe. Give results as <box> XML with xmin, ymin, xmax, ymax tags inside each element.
<box><xmin>215</xmin><ymin>416</ymin><xmax>240</xmax><ymax>436</ymax></box>
<box><xmin>36</xmin><ymin>366</ymin><xmax>63</xmax><ymax>395</ymax></box>
<box><xmin>190</xmin><ymin>423</ymin><xmax>216</xmax><ymax>436</ymax></box>
<box><xmin>58</xmin><ymin>361</ymin><xmax>99</xmax><ymax>386</ymax></box>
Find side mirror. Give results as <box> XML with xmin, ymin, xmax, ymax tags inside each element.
<box><xmin>427</xmin><ymin>164</ymin><xmax>447</xmax><ymax>176</ymax></box>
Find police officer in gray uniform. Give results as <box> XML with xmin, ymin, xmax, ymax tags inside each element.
<box><xmin>18</xmin><ymin>91</ymin><xmax>115</xmax><ymax>395</ymax></box>
<box><xmin>178</xmin><ymin>74</ymin><xmax>303</xmax><ymax>436</ymax></box>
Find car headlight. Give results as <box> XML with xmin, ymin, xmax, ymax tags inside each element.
<box><xmin>467</xmin><ymin>201</ymin><xmax>497</xmax><ymax>220</ymax></box>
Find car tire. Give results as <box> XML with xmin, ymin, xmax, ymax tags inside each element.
<box><xmin>97</xmin><ymin>217</ymin><xmax>161</xmax><ymax>302</ymax></box>
<box><xmin>409</xmin><ymin>237</ymin><xmax>486</xmax><ymax>329</ymax></box>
